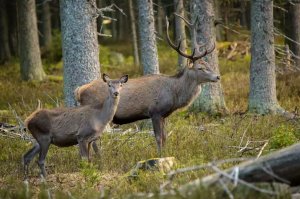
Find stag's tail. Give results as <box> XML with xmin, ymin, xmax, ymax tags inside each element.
<box><xmin>24</xmin><ymin>100</ymin><xmax>42</xmax><ymax>129</ymax></box>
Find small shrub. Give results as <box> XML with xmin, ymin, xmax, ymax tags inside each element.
<box><xmin>269</xmin><ymin>124</ymin><xmax>298</xmax><ymax>149</ymax></box>
<box><xmin>79</xmin><ymin>160</ymin><xmax>100</xmax><ymax>187</ymax></box>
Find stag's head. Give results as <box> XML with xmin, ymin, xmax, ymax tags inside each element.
<box><xmin>166</xmin><ymin>15</ymin><xmax>220</xmax><ymax>83</ymax></box>
<box><xmin>102</xmin><ymin>74</ymin><xmax>128</xmax><ymax>98</ymax></box>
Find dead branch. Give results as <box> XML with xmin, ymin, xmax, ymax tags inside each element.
<box><xmin>181</xmin><ymin>142</ymin><xmax>300</xmax><ymax>193</ymax></box>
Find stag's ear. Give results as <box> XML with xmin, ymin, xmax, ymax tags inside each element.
<box><xmin>120</xmin><ymin>75</ymin><xmax>128</xmax><ymax>84</ymax></box>
<box><xmin>102</xmin><ymin>73</ymin><xmax>110</xmax><ymax>82</ymax></box>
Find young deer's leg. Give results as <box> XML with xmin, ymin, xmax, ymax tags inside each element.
<box><xmin>151</xmin><ymin>116</ymin><xmax>166</xmax><ymax>157</ymax></box>
<box><xmin>37</xmin><ymin>137</ymin><xmax>51</xmax><ymax>178</ymax></box>
<box><xmin>23</xmin><ymin>142</ymin><xmax>40</xmax><ymax>180</ymax></box>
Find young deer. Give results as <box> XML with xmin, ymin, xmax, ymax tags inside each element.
<box><xmin>23</xmin><ymin>74</ymin><xmax>128</xmax><ymax>179</ymax></box>
<box><xmin>75</xmin><ymin>16</ymin><xmax>220</xmax><ymax>155</ymax></box>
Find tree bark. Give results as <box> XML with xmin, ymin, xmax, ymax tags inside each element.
<box><xmin>213</xmin><ymin>0</ymin><xmax>223</xmax><ymax>41</ymax></box>
<box><xmin>240</xmin><ymin>0</ymin><xmax>247</xmax><ymax>27</ymax></box>
<box><xmin>248</xmin><ymin>0</ymin><xmax>283</xmax><ymax>114</ymax></box>
<box><xmin>157</xmin><ymin>0</ymin><xmax>164</xmax><ymax>37</ymax></box>
<box><xmin>17</xmin><ymin>0</ymin><xmax>46</xmax><ymax>81</ymax></box>
<box><xmin>6</xmin><ymin>0</ymin><xmax>18</xmax><ymax>57</ymax></box>
<box><xmin>137</xmin><ymin>0</ymin><xmax>159</xmax><ymax>75</ymax></box>
<box><xmin>180</xmin><ymin>142</ymin><xmax>300</xmax><ymax>196</ymax></box>
<box><xmin>174</xmin><ymin>0</ymin><xmax>187</xmax><ymax>69</ymax></box>
<box><xmin>117</xmin><ymin>12</ymin><xmax>125</xmax><ymax>41</ymax></box>
<box><xmin>60</xmin><ymin>0</ymin><xmax>100</xmax><ymax>107</ymax></box>
<box><xmin>38</xmin><ymin>1</ymin><xmax>52</xmax><ymax>53</ymax></box>
<box><xmin>286</xmin><ymin>1</ymin><xmax>300</xmax><ymax>68</ymax></box>
<box><xmin>129</xmin><ymin>0</ymin><xmax>140</xmax><ymax>67</ymax></box>
<box><xmin>190</xmin><ymin>0</ymin><xmax>227</xmax><ymax>115</ymax></box>
<box><xmin>50</xmin><ymin>0</ymin><xmax>60</xmax><ymax>31</ymax></box>
<box><xmin>111</xmin><ymin>0</ymin><xmax>117</xmax><ymax>41</ymax></box>
<box><xmin>0</xmin><ymin>0</ymin><xmax>12</xmax><ymax>63</ymax></box>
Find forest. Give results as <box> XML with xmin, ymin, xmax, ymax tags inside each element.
<box><xmin>0</xmin><ymin>0</ymin><xmax>300</xmax><ymax>198</ymax></box>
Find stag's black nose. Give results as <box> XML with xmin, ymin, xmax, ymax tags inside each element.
<box><xmin>216</xmin><ymin>76</ymin><xmax>220</xmax><ymax>80</ymax></box>
<box><xmin>114</xmin><ymin>92</ymin><xmax>119</xmax><ymax>97</ymax></box>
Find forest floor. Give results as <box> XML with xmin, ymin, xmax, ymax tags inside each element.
<box><xmin>0</xmin><ymin>42</ymin><xmax>300</xmax><ymax>198</ymax></box>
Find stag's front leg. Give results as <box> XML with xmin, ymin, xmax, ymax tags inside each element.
<box><xmin>151</xmin><ymin>116</ymin><xmax>166</xmax><ymax>157</ymax></box>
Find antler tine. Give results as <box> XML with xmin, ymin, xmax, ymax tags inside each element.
<box><xmin>174</xmin><ymin>13</ymin><xmax>193</xmax><ymax>27</ymax></box>
<box><xmin>166</xmin><ymin>17</ymin><xmax>179</xmax><ymax>50</ymax></box>
<box><xmin>166</xmin><ymin>16</ymin><xmax>194</xmax><ymax>60</ymax></box>
<box><xmin>193</xmin><ymin>42</ymin><xmax>216</xmax><ymax>61</ymax></box>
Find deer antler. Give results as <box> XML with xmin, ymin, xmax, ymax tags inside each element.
<box><xmin>166</xmin><ymin>14</ymin><xmax>215</xmax><ymax>63</ymax></box>
<box><xmin>166</xmin><ymin>16</ymin><xmax>196</xmax><ymax>60</ymax></box>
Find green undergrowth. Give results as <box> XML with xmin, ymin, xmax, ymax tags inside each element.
<box><xmin>0</xmin><ymin>42</ymin><xmax>300</xmax><ymax>198</ymax></box>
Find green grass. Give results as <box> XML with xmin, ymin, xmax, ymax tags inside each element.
<box><xmin>0</xmin><ymin>42</ymin><xmax>299</xmax><ymax>198</ymax></box>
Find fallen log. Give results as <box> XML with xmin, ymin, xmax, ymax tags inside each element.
<box><xmin>179</xmin><ymin>142</ymin><xmax>300</xmax><ymax>196</ymax></box>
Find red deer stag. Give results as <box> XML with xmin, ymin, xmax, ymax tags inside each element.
<box><xmin>75</xmin><ymin>16</ymin><xmax>219</xmax><ymax>155</ymax></box>
<box><xmin>23</xmin><ymin>74</ymin><xmax>128</xmax><ymax>179</ymax></box>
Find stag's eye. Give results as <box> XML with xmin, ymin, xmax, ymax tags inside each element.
<box><xmin>108</xmin><ymin>84</ymin><xmax>111</xmax><ymax>87</ymax></box>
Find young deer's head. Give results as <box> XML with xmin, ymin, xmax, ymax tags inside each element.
<box><xmin>102</xmin><ymin>74</ymin><xmax>128</xmax><ymax>98</ymax></box>
<box><xmin>166</xmin><ymin>15</ymin><xmax>220</xmax><ymax>83</ymax></box>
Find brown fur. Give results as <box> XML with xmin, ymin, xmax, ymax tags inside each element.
<box><xmin>22</xmin><ymin>74</ymin><xmax>128</xmax><ymax>179</ymax></box>
<box><xmin>76</xmin><ymin>65</ymin><xmax>220</xmax><ymax>153</ymax></box>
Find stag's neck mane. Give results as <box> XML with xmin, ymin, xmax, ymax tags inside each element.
<box><xmin>171</xmin><ymin>68</ymin><xmax>202</xmax><ymax>109</ymax></box>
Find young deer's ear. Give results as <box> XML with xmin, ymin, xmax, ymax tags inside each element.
<box><xmin>102</xmin><ymin>73</ymin><xmax>110</xmax><ymax>83</ymax></box>
<box><xmin>120</xmin><ymin>75</ymin><xmax>128</xmax><ymax>84</ymax></box>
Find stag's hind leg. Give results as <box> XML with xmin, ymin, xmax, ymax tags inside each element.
<box><xmin>92</xmin><ymin>141</ymin><xmax>99</xmax><ymax>154</ymax></box>
<box><xmin>78</xmin><ymin>138</ymin><xmax>89</xmax><ymax>161</ymax></box>
<box><xmin>23</xmin><ymin>142</ymin><xmax>40</xmax><ymax>180</ymax></box>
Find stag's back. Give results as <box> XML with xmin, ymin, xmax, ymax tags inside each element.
<box><xmin>76</xmin><ymin>75</ymin><xmax>176</xmax><ymax>123</ymax></box>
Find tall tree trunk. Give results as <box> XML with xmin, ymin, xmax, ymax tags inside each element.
<box><xmin>111</xmin><ymin>0</ymin><xmax>117</xmax><ymax>41</ymax></box>
<box><xmin>129</xmin><ymin>0</ymin><xmax>140</xmax><ymax>67</ymax></box>
<box><xmin>138</xmin><ymin>0</ymin><xmax>159</xmax><ymax>75</ymax></box>
<box><xmin>38</xmin><ymin>1</ymin><xmax>52</xmax><ymax>53</ymax></box>
<box><xmin>60</xmin><ymin>0</ymin><xmax>100</xmax><ymax>107</ymax></box>
<box><xmin>157</xmin><ymin>0</ymin><xmax>164</xmax><ymax>37</ymax></box>
<box><xmin>50</xmin><ymin>0</ymin><xmax>60</xmax><ymax>31</ymax></box>
<box><xmin>248</xmin><ymin>0</ymin><xmax>283</xmax><ymax>114</ymax></box>
<box><xmin>174</xmin><ymin>0</ymin><xmax>187</xmax><ymax>69</ymax></box>
<box><xmin>223</xmin><ymin>4</ymin><xmax>229</xmax><ymax>41</ymax></box>
<box><xmin>96</xmin><ymin>0</ymin><xmax>103</xmax><ymax>42</ymax></box>
<box><xmin>213</xmin><ymin>0</ymin><xmax>223</xmax><ymax>41</ymax></box>
<box><xmin>286</xmin><ymin>1</ymin><xmax>300</xmax><ymax>68</ymax></box>
<box><xmin>117</xmin><ymin>12</ymin><xmax>125</xmax><ymax>41</ymax></box>
<box><xmin>190</xmin><ymin>0</ymin><xmax>227</xmax><ymax>115</ymax></box>
<box><xmin>6</xmin><ymin>0</ymin><xmax>18</xmax><ymax>57</ymax></box>
<box><xmin>0</xmin><ymin>0</ymin><xmax>12</xmax><ymax>63</ymax></box>
<box><xmin>17</xmin><ymin>0</ymin><xmax>46</xmax><ymax>81</ymax></box>
<box><xmin>240</xmin><ymin>0</ymin><xmax>247</xmax><ymax>27</ymax></box>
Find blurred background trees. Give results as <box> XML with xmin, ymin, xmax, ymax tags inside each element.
<box><xmin>0</xmin><ymin>0</ymin><xmax>299</xmax><ymax>114</ymax></box>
